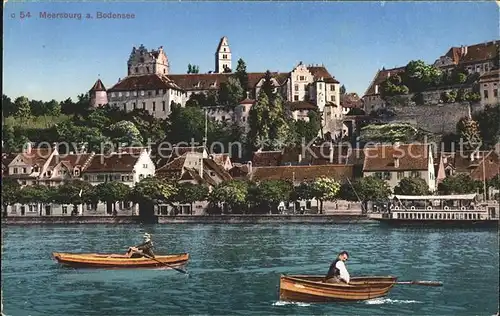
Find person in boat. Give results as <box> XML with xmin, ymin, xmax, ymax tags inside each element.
<box><xmin>324</xmin><ymin>251</ymin><xmax>350</xmax><ymax>284</ymax></box>
<box><xmin>126</xmin><ymin>233</ymin><xmax>155</xmax><ymax>258</ymax></box>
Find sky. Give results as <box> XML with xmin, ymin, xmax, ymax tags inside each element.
<box><xmin>3</xmin><ymin>1</ymin><xmax>499</xmax><ymax>102</ymax></box>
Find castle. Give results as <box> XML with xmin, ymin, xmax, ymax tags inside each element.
<box><xmin>89</xmin><ymin>36</ymin><xmax>348</xmax><ymax>139</ymax></box>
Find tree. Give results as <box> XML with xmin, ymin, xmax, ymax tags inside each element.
<box><xmin>209</xmin><ymin>180</ymin><xmax>249</xmax><ymax>214</ymax></box>
<box><xmin>129</xmin><ymin>177</ymin><xmax>178</xmax><ymax>218</ymax></box>
<box><xmin>473</xmin><ymin>104</ymin><xmax>500</xmax><ymax>148</ymax></box>
<box><xmin>438</xmin><ymin>174</ymin><xmax>481</xmax><ymax>194</ymax></box>
<box><xmin>2</xmin><ymin>125</ymin><xmax>30</xmax><ymax>152</ymax></box>
<box><xmin>18</xmin><ymin>184</ymin><xmax>53</xmax><ymax>216</ymax></box>
<box><xmin>247</xmin><ymin>90</ymin><xmax>271</xmax><ymax>150</ymax></box>
<box><xmin>261</xmin><ymin>70</ymin><xmax>276</xmax><ymax>101</ymax></box>
<box><xmin>290</xmin><ymin>110</ymin><xmax>321</xmax><ymax>145</ymax></box>
<box><xmin>107</xmin><ymin>120</ymin><xmax>143</xmax><ymax>146</ymax></box>
<box><xmin>52</xmin><ymin>180</ymin><xmax>95</xmax><ymax>214</ymax></box>
<box><xmin>342</xmin><ymin>177</ymin><xmax>392</xmax><ymax>212</ymax></box>
<box><xmin>311</xmin><ymin>177</ymin><xmax>341</xmax><ymax>214</ymax></box>
<box><xmin>2</xmin><ymin>94</ymin><xmax>15</xmax><ymax>117</ymax></box>
<box><xmin>404</xmin><ymin>60</ymin><xmax>442</xmax><ymax>91</ymax></box>
<box><xmin>186</xmin><ymin>92</ymin><xmax>217</xmax><ymax>108</ymax></box>
<box><xmin>94</xmin><ymin>182</ymin><xmax>131</xmax><ymax>215</ymax></box>
<box><xmin>14</xmin><ymin>96</ymin><xmax>32</xmax><ymax>122</ymax></box>
<box><xmin>252</xmin><ymin>180</ymin><xmax>293</xmax><ymax>213</ymax></box>
<box><xmin>234</xmin><ymin>58</ymin><xmax>249</xmax><ymax>94</ymax></box>
<box><xmin>340</xmin><ymin>85</ymin><xmax>346</xmax><ymax>95</ymax></box>
<box><xmin>1</xmin><ymin>178</ymin><xmax>21</xmax><ymax>216</ymax></box>
<box><xmin>187</xmin><ymin>64</ymin><xmax>200</xmax><ymax>74</ymax></box>
<box><xmin>394</xmin><ymin>177</ymin><xmax>430</xmax><ymax>195</ymax></box>
<box><xmin>267</xmin><ymin>93</ymin><xmax>290</xmax><ymax>150</ymax></box>
<box><xmin>456</xmin><ymin>117</ymin><xmax>482</xmax><ymax>150</ymax></box>
<box><xmin>488</xmin><ymin>174</ymin><xmax>500</xmax><ymax>191</ymax></box>
<box><xmin>219</xmin><ymin>77</ymin><xmax>244</xmax><ymax>107</ymax></box>
<box><xmin>175</xmin><ymin>183</ymin><xmax>209</xmax><ymax>215</ymax></box>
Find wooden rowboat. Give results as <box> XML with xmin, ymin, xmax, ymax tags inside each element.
<box><xmin>279</xmin><ymin>275</ymin><xmax>398</xmax><ymax>302</ymax></box>
<box><xmin>52</xmin><ymin>252</ymin><xmax>189</xmax><ymax>269</ymax></box>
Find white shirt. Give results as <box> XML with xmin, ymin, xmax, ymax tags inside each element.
<box><xmin>335</xmin><ymin>260</ymin><xmax>350</xmax><ymax>283</ymax></box>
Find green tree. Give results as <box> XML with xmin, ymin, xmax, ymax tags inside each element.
<box><xmin>438</xmin><ymin>174</ymin><xmax>481</xmax><ymax>194</ymax></box>
<box><xmin>14</xmin><ymin>96</ymin><xmax>32</xmax><ymax>122</ymax></box>
<box><xmin>234</xmin><ymin>58</ymin><xmax>249</xmax><ymax>94</ymax></box>
<box><xmin>2</xmin><ymin>125</ymin><xmax>30</xmax><ymax>152</ymax></box>
<box><xmin>456</xmin><ymin>117</ymin><xmax>482</xmax><ymax>150</ymax></box>
<box><xmin>18</xmin><ymin>184</ymin><xmax>54</xmax><ymax>215</ymax></box>
<box><xmin>107</xmin><ymin>120</ymin><xmax>143</xmax><ymax>146</ymax></box>
<box><xmin>209</xmin><ymin>180</ymin><xmax>249</xmax><ymax>214</ymax></box>
<box><xmin>1</xmin><ymin>178</ymin><xmax>21</xmax><ymax>216</ymax></box>
<box><xmin>187</xmin><ymin>64</ymin><xmax>200</xmax><ymax>74</ymax></box>
<box><xmin>488</xmin><ymin>174</ymin><xmax>500</xmax><ymax>191</ymax></box>
<box><xmin>252</xmin><ymin>180</ymin><xmax>293</xmax><ymax>214</ymax></box>
<box><xmin>2</xmin><ymin>95</ymin><xmax>15</xmax><ymax>117</ymax></box>
<box><xmin>311</xmin><ymin>177</ymin><xmax>341</xmax><ymax>214</ymax></box>
<box><xmin>52</xmin><ymin>180</ymin><xmax>95</xmax><ymax>214</ymax></box>
<box><xmin>247</xmin><ymin>90</ymin><xmax>271</xmax><ymax>150</ymax></box>
<box><xmin>219</xmin><ymin>77</ymin><xmax>244</xmax><ymax>107</ymax></box>
<box><xmin>95</xmin><ymin>182</ymin><xmax>131</xmax><ymax>215</ymax></box>
<box><xmin>290</xmin><ymin>111</ymin><xmax>321</xmax><ymax>145</ymax></box>
<box><xmin>46</xmin><ymin>99</ymin><xmax>61</xmax><ymax>116</ymax></box>
<box><xmin>473</xmin><ymin>104</ymin><xmax>500</xmax><ymax>148</ymax></box>
<box><xmin>404</xmin><ymin>60</ymin><xmax>442</xmax><ymax>91</ymax></box>
<box><xmin>342</xmin><ymin>177</ymin><xmax>392</xmax><ymax>213</ymax></box>
<box><xmin>394</xmin><ymin>177</ymin><xmax>430</xmax><ymax>195</ymax></box>
<box><xmin>175</xmin><ymin>183</ymin><xmax>209</xmax><ymax>215</ymax></box>
<box><xmin>267</xmin><ymin>93</ymin><xmax>290</xmax><ymax>150</ymax></box>
<box><xmin>261</xmin><ymin>70</ymin><xmax>276</xmax><ymax>101</ymax></box>
<box><xmin>129</xmin><ymin>177</ymin><xmax>178</xmax><ymax>218</ymax></box>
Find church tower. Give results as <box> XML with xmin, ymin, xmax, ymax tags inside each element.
<box><xmin>215</xmin><ymin>36</ymin><xmax>232</xmax><ymax>73</ymax></box>
<box><xmin>89</xmin><ymin>78</ymin><xmax>108</xmax><ymax>107</ymax></box>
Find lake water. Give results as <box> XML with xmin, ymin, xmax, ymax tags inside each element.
<box><xmin>2</xmin><ymin>223</ymin><xmax>499</xmax><ymax>316</ymax></box>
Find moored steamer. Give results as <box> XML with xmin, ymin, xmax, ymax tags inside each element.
<box><xmin>368</xmin><ymin>194</ymin><xmax>499</xmax><ymax>227</ymax></box>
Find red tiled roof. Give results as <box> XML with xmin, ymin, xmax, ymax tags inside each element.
<box><xmin>210</xmin><ymin>154</ymin><xmax>230</xmax><ymax>166</ymax></box>
<box><xmin>240</xmin><ymin>98</ymin><xmax>256</xmax><ymax>104</ymax></box>
<box><xmin>287</xmin><ymin>101</ymin><xmax>317</xmax><ymax>111</ymax></box>
<box><xmin>108</xmin><ymin>74</ymin><xmax>182</xmax><ymax>92</ymax></box>
<box><xmin>229</xmin><ymin>163</ymin><xmax>250</xmax><ymax>178</ymax></box>
<box><xmin>251</xmin><ymin>165</ymin><xmax>354</xmax><ymax>182</ymax></box>
<box><xmin>469</xmin><ymin>151</ymin><xmax>500</xmax><ymax>181</ymax></box>
<box><xmin>340</xmin><ymin>93</ymin><xmax>363</xmax><ymax>108</ymax></box>
<box><xmin>84</xmin><ymin>153</ymin><xmax>139</xmax><ymax>173</ymax></box>
<box><xmin>363</xmin><ymin>144</ymin><xmax>430</xmax><ymax>171</ymax></box>
<box><xmin>445</xmin><ymin>40</ymin><xmax>499</xmax><ymax>65</ymax></box>
<box><xmin>90</xmin><ymin>79</ymin><xmax>106</xmax><ymax>92</ymax></box>
<box><xmin>203</xmin><ymin>158</ymin><xmax>232</xmax><ymax>181</ymax></box>
<box><xmin>307</xmin><ymin>66</ymin><xmax>340</xmax><ymax>84</ymax></box>
<box><xmin>11</xmin><ymin>148</ymin><xmax>54</xmax><ymax>166</ymax></box>
<box><xmin>364</xmin><ymin>67</ymin><xmax>406</xmax><ymax>96</ymax></box>
<box><xmin>252</xmin><ymin>151</ymin><xmax>283</xmax><ymax>167</ymax></box>
<box><xmin>157</xmin><ymin>156</ymin><xmax>186</xmax><ymax>173</ymax></box>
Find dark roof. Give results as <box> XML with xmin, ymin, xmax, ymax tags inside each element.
<box><xmin>363</xmin><ymin>144</ymin><xmax>430</xmax><ymax>171</ymax></box>
<box><xmin>307</xmin><ymin>66</ymin><xmax>340</xmax><ymax>83</ymax></box>
<box><xmin>240</xmin><ymin>98</ymin><xmax>256</xmax><ymax>105</ymax></box>
<box><xmin>203</xmin><ymin>158</ymin><xmax>232</xmax><ymax>181</ymax></box>
<box><xmin>90</xmin><ymin>79</ymin><xmax>106</xmax><ymax>92</ymax></box>
<box><xmin>49</xmin><ymin>153</ymin><xmax>94</xmax><ymax>169</ymax></box>
<box><xmin>469</xmin><ymin>151</ymin><xmax>500</xmax><ymax>181</ymax></box>
<box><xmin>229</xmin><ymin>163</ymin><xmax>250</xmax><ymax>179</ymax></box>
<box><xmin>364</xmin><ymin>67</ymin><xmax>406</xmax><ymax>96</ymax></box>
<box><xmin>215</xmin><ymin>36</ymin><xmax>228</xmax><ymax>53</ymax></box>
<box><xmin>84</xmin><ymin>153</ymin><xmax>139</xmax><ymax>173</ymax></box>
<box><xmin>251</xmin><ymin>165</ymin><xmax>354</xmax><ymax>182</ymax></box>
<box><xmin>286</xmin><ymin>101</ymin><xmax>317</xmax><ymax>111</ymax></box>
<box><xmin>340</xmin><ymin>93</ymin><xmax>363</xmax><ymax>108</ymax></box>
<box><xmin>156</xmin><ymin>156</ymin><xmax>186</xmax><ymax>173</ymax></box>
<box><xmin>108</xmin><ymin>74</ymin><xmax>182</xmax><ymax>92</ymax></box>
<box><xmin>10</xmin><ymin>148</ymin><xmax>54</xmax><ymax>166</ymax></box>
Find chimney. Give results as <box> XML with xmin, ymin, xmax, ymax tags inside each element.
<box><xmin>375</xmin><ymin>84</ymin><xmax>379</xmax><ymax>94</ymax></box>
<box><xmin>246</xmin><ymin>91</ymin><xmax>250</xmax><ymax>99</ymax></box>
<box><xmin>298</xmin><ymin>154</ymin><xmax>302</xmax><ymax>164</ymax></box>
<box><xmin>394</xmin><ymin>158</ymin><xmax>400</xmax><ymax>168</ymax></box>
<box><xmin>247</xmin><ymin>161</ymin><xmax>252</xmax><ymax>174</ymax></box>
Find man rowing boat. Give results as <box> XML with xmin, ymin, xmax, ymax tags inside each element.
<box><xmin>324</xmin><ymin>251</ymin><xmax>350</xmax><ymax>284</ymax></box>
<box><xmin>126</xmin><ymin>233</ymin><xmax>156</xmax><ymax>258</ymax></box>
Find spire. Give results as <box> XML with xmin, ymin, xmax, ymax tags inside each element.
<box><xmin>90</xmin><ymin>79</ymin><xmax>106</xmax><ymax>92</ymax></box>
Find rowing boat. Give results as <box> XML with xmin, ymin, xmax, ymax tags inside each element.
<box><xmin>52</xmin><ymin>252</ymin><xmax>189</xmax><ymax>269</ymax></box>
<box><xmin>279</xmin><ymin>275</ymin><xmax>397</xmax><ymax>302</ymax></box>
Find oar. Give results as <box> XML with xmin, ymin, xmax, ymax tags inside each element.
<box><xmin>131</xmin><ymin>249</ymin><xmax>188</xmax><ymax>275</ymax></box>
<box><xmin>359</xmin><ymin>280</ymin><xmax>442</xmax><ymax>286</ymax></box>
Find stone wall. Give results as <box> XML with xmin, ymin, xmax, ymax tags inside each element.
<box><xmin>158</xmin><ymin>214</ymin><xmax>370</xmax><ymax>224</ymax></box>
<box><xmin>1</xmin><ymin>216</ymin><xmax>146</xmax><ymax>225</ymax></box>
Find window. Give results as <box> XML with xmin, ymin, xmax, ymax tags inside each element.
<box><xmin>143</xmin><ymin>164</ymin><xmax>148</xmax><ymax>168</ymax></box>
<box><xmin>140</xmin><ymin>90</ymin><xmax>145</xmax><ymax>96</ymax></box>
<box><xmin>152</xmin><ymin>101</ymin><xmax>156</xmax><ymax>111</ymax></box>
<box><xmin>397</xmin><ymin>171</ymin><xmax>405</xmax><ymax>180</ymax></box>
<box><xmin>22</xmin><ymin>168</ymin><xmax>27</xmax><ymax>173</ymax></box>
<box><xmin>162</xmin><ymin>101</ymin><xmax>166</xmax><ymax>111</ymax></box>
<box><xmin>133</xmin><ymin>102</ymin><xmax>136</xmax><ymax>109</ymax></box>
<box><xmin>133</xmin><ymin>91</ymin><xmax>137</xmax><ymax>96</ymax></box>
<box><xmin>484</xmin><ymin>90</ymin><xmax>489</xmax><ymax>99</ymax></box>
<box><xmin>330</xmin><ymin>85</ymin><xmax>335</xmax><ymax>91</ymax></box>
<box><xmin>299</xmin><ymin>76</ymin><xmax>305</xmax><ymax>81</ymax></box>
<box><xmin>62</xmin><ymin>206</ymin><xmax>67</xmax><ymax>215</ymax></box>
<box><xmin>318</xmin><ymin>83</ymin><xmax>322</xmax><ymax>89</ymax></box>
<box><xmin>294</xmin><ymin>95</ymin><xmax>299</xmax><ymax>101</ymax></box>
<box><xmin>123</xmin><ymin>103</ymin><xmax>126</xmax><ymax>111</ymax></box>
<box><xmin>494</xmin><ymin>89</ymin><xmax>498</xmax><ymax>98</ymax></box>
<box><xmin>221</xmin><ymin>115</ymin><xmax>226</xmax><ymax>121</ymax></box>
<box><xmin>148</xmin><ymin>91</ymin><xmax>152</xmax><ymax>97</ymax></box>
<box><xmin>135</xmin><ymin>67</ymin><xmax>138</xmax><ymax>73</ymax></box>
<box><xmin>111</xmin><ymin>92</ymin><xmax>115</xmax><ymax>97</ymax></box>
<box><xmin>74</xmin><ymin>169</ymin><xmax>80</xmax><ymax>176</ymax></box>
<box><xmin>383</xmin><ymin>172</ymin><xmax>391</xmax><ymax>180</ymax></box>
<box><xmin>139</xmin><ymin>174</ymin><xmax>144</xmax><ymax>180</ymax></box>
<box><xmin>223</xmin><ymin>48</ymin><xmax>226</xmax><ymax>52</ymax></box>
<box><xmin>156</xmin><ymin>89</ymin><xmax>160</xmax><ymax>95</ymax></box>
<box><xmin>411</xmin><ymin>171</ymin><xmax>420</xmax><ymax>178</ymax></box>
<box><xmin>118</xmin><ymin>92</ymin><xmax>122</xmax><ymax>97</ymax></box>
<box><xmin>485</xmin><ymin>63</ymin><xmax>489</xmax><ymax>72</ymax></box>
<box><xmin>223</xmin><ymin>54</ymin><xmax>227</xmax><ymax>59</ymax></box>
<box><xmin>331</xmin><ymin>96</ymin><xmax>335</xmax><ymax>101</ymax></box>
<box><xmin>126</xmin><ymin>91</ymin><xmax>130</xmax><ymax>97</ymax></box>
<box><xmin>22</xmin><ymin>180</ymin><xmax>27</xmax><ymax>185</ymax></box>
<box><xmin>33</xmin><ymin>166</ymin><xmax>39</xmax><ymax>172</ymax></box>
<box><xmin>294</xmin><ymin>84</ymin><xmax>299</xmax><ymax>91</ymax></box>
<box><xmin>13</xmin><ymin>168</ymin><xmax>18</xmax><ymax>174</ymax></box>
<box><xmin>142</xmin><ymin>102</ymin><xmax>146</xmax><ymax>109</ymax></box>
